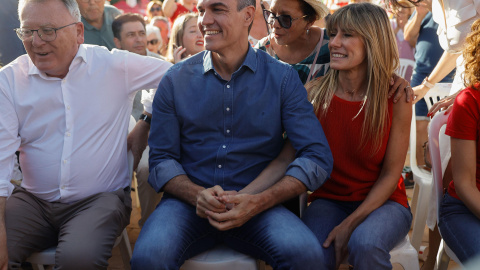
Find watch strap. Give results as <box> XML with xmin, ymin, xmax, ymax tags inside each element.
<box><xmin>139</xmin><ymin>114</ymin><xmax>151</xmax><ymax>125</ymax></box>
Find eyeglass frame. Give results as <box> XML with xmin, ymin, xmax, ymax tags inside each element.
<box><xmin>263</xmin><ymin>9</ymin><xmax>308</xmax><ymax>29</ymax></box>
<box><xmin>14</xmin><ymin>22</ymin><xmax>78</xmax><ymax>42</ymax></box>
<box><xmin>147</xmin><ymin>39</ymin><xmax>159</xmax><ymax>45</ymax></box>
<box><xmin>150</xmin><ymin>7</ymin><xmax>162</xmax><ymax>12</ymax></box>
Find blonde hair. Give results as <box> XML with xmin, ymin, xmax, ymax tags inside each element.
<box><xmin>463</xmin><ymin>18</ymin><xmax>480</xmax><ymax>90</ymax></box>
<box><xmin>309</xmin><ymin>3</ymin><xmax>399</xmax><ymax>154</ymax></box>
<box><xmin>166</xmin><ymin>13</ymin><xmax>198</xmax><ymax>63</ymax></box>
<box><xmin>146</xmin><ymin>1</ymin><xmax>163</xmax><ymax>20</ymax></box>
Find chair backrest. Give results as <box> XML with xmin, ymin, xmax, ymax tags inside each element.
<box><xmin>128</xmin><ymin>116</ymin><xmax>136</xmax><ymax>179</ymax></box>
<box><xmin>423</xmin><ymin>83</ymin><xmax>451</xmax><ymax>111</ymax></box>
<box><xmin>428</xmin><ymin>112</ymin><xmax>449</xmax><ymax>223</ymax></box>
<box><xmin>397</xmin><ymin>58</ymin><xmax>415</xmax><ymax>80</ymax></box>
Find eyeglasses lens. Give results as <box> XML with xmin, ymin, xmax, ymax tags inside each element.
<box><xmin>150</xmin><ymin>7</ymin><xmax>161</xmax><ymax>12</ymax></box>
<box><xmin>148</xmin><ymin>39</ymin><xmax>158</xmax><ymax>45</ymax></box>
<box><xmin>263</xmin><ymin>10</ymin><xmax>292</xmax><ymax>29</ymax></box>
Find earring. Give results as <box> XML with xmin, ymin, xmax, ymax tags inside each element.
<box><xmin>306</xmin><ymin>28</ymin><xmax>310</xmax><ymax>35</ymax></box>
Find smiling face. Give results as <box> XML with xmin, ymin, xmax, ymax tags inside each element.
<box><xmin>182</xmin><ymin>17</ymin><xmax>204</xmax><ymax>56</ymax></box>
<box><xmin>20</xmin><ymin>0</ymin><xmax>83</xmax><ymax>78</ymax></box>
<box><xmin>114</xmin><ymin>21</ymin><xmax>147</xmax><ymax>55</ymax></box>
<box><xmin>197</xmin><ymin>0</ymin><xmax>253</xmax><ymax>55</ymax></box>
<box><xmin>328</xmin><ymin>26</ymin><xmax>367</xmax><ymax>73</ymax></box>
<box><xmin>268</xmin><ymin>0</ymin><xmax>310</xmax><ymax>46</ymax></box>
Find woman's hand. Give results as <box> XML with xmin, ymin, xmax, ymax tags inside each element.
<box><xmin>173</xmin><ymin>46</ymin><xmax>187</xmax><ymax>64</ymax></box>
<box><xmin>323</xmin><ymin>219</ymin><xmax>356</xmax><ymax>269</ymax></box>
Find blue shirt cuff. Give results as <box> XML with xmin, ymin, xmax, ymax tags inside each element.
<box><xmin>148</xmin><ymin>159</ymin><xmax>186</xmax><ymax>192</ymax></box>
<box><xmin>285</xmin><ymin>157</ymin><xmax>328</xmax><ymax>191</ymax></box>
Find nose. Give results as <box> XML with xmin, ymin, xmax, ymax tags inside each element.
<box><xmin>329</xmin><ymin>34</ymin><xmax>341</xmax><ymax>48</ymax></box>
<box><xmin>199</xmin><ymin>10</ymin><xmax>213</xmax><ymax>28</ymax></box>
<box><xmin>31</xmin><ymin>31</ymin><xmax>46</xmax><ymax>47</ymax></box>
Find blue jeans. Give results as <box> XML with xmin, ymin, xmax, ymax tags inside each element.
<box><xmin>131</xmin><ymin>194</ymin><xmax>323</xmax><ymax>270</ymax></box>
<box><xmin>439</xmin><ymin>192</ymin><xmax>480</xmax><ymax>263</ymax></box>
<box><xmin>302</xmin><ymin>199</ymin><xmax>412</xmax><ymax>270</ymax></box>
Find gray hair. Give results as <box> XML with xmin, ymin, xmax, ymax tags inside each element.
<box><xmin>18</xmin><ymin>0</ymin><xmax>82</xmax><ymax>22</ymax></box>
<box><xmin>146</xmin><ymin>25</ymin><xmax>162</xmax><ymax>44</ymax></box>
<box><xmin>237</xmin><ymin>0</ymin><xmax>255</xmax><ymax>11</ymax></box>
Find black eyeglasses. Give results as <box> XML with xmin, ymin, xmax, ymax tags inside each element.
<box><xmin>147</xmin><ymin>39</ymin><xmax>159</xmax><ymax>45</ymax></box>
<box><xmin>14</xmin><ymin>22</ymin><xmax>78</xmax><ymax>42</ymax></box>
<box><xmin>263</xmin><ymin>9</ymin><xmax>307</xmax><ymax>29</ymax></box>
<box><xmin>150</xmin><ymin>7</ymin><xmax>162</xmax><ymax>12</ymax></box>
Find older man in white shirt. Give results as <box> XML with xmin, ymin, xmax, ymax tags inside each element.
<box><xmin>0</xmin><ymin>0</ymin><xmax>171</xmax><ymax>268</ymax></box>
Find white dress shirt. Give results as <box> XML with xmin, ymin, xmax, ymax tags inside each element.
<box><xmin>0</xmin><ymin>44</ymin><xmax>172</xmax><ymax>203</ymax></box>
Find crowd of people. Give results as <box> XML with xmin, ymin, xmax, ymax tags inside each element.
<box><xmin>1</xmin><ymin>0</ymin><xmax>480</xmax><ymax>269</ymax></box>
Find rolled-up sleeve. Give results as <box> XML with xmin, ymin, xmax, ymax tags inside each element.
<box><xmin>281</xmin><ymin>68</ymin><xmax>333</xmax><ymax>191</ymax></box>
<box><xmin>147</xmin><ymin>69</ymin><xmax>186</xmax><ymax>192</ymax></box>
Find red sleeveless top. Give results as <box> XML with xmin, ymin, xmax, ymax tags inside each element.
<box><xmin>309</xmin><ymin>95</ymin><xmax>408</xmax><ymax>208</ymax></box>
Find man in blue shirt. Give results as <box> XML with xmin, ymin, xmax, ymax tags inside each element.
<box><xmin>131</xmin><ymin>0</ymin><xmax>333</xmax><ymax>269</ymax></box>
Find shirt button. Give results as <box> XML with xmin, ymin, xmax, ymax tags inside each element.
<box><xmin>226</xmin><ymin>129</ymin><xmax>230</xmax><ymax>133</ymax></box>
<box><xmin>218</xmin><ymin>165</ymin><xmax>222</xmax><ymax>168</ymax></box>
<box><xmin>66</xmin><ymin>132</ymin><xmax>71</xmax><ymax>137</ymax></box>
<box><xmin>63</xmin><ymin>160</ymin><xmax>67</xmax><ymax>164</ymax></box>
<box><xmin>226</xmin><ymin>107</ymin><xmax>230</xmax><ymax>111</ymax></box>
<box><xmin>227</xmin><ymin>85</ymin><xmax>230</xmax><ymax>88</ymax></box>
<box><xmin>61</xmin><ymin>186</ymin><xmax>65</xmax><ymax>190</ymax></box>
<box><xmin>222</xmin><ymin>145</ymin><xmax>226</xmax><ymax>148</ymax></box>
<box><xmin>67</xmin><ymin>105</ymin><xmax>71</xmax><ymax>110</ymax></box>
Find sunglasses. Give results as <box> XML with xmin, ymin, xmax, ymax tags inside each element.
<box><xmin>148</xmin><ymin>39</ymin><xmax>159</xmax><ymax>45</ymax></box>
<box><xmin>150</xmin><ymin>7</ymin><xmax>162</xmax><ymax>12</ymax></box>
<box><xmin>263</xmin><ymin>9</ymin><xmax>307</xmax><ymax>29</ymax></box>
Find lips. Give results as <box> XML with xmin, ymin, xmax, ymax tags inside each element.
<box><xmin>204</xmin><ymin>30</ymin><xmax>220</xmax><ymax>35</ymax></box>
<box><xmin>196</xmin><ymin>40</ymin><xmax>204</xmax><ymax>46</ymax></box>
<box><xmin>331</xmin><ymin>53</ymin><xmax>347</xmax><ymax>58</ymax></box>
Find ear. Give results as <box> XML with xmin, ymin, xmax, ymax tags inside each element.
<box><xmin>76</xmin><ymin>22</ymin><xmax>85</xmax><ymax>45</ymax></box>
<box><xmin>114</xmin><ymin>37</ymin><xmax>121</xmax><ymax>49</ymax></box>
<box><xmin>243</xmin><ymin>6</ymin><xmax>255</xmax><ymax>27</ymax></box>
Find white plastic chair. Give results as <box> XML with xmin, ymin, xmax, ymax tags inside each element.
<box><xmin>128</xmin><ymin>116</ymin><xmax>141</xmax><ymax>208</ymax></box>
<box><xmin>409</xmin><ymin>83</ymin><xmax>452</xmax><ymax>252</ymax></box>
<box><xmin>428</xmin><ymin>113</ymin><xmax>462</xmax><ymax>270</ymax></box>
<box><xmin>397</xmin><ymin>58</ymin><xmax>415</xmax><ymax>80</ymax></box>
<box><xmin>180</xmin><ymin>244</ymin><xmax>264</xmax><ymax>270</ymax></box>
<box><xmin>26</xmin><ymin>117</ymin><xmax>137</xmax><ymax>270</ymax></box>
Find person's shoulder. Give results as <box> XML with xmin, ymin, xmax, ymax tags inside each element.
<box><xmin>253</xmin><ymin>47</ymin><xmax>292</xmax><ymax>71</ymax></box>
<box><xmin>104</xmin><ymin>4</ymin><xmax>121</xmax><ymax>16</ymax></box>
<box><xmin>165</xmin><ymin>51</ymin><xmax>205</xmax><ymax>74</ymax></box>
<box><xmin>0</xmin><ymin>54</ymin><xmax>31</xmax><ymax>78</ymax></box>
<box><xmin>456</xmin><ymin>86</ymin><xmax>480</xmax><ymax>105</ymax></box>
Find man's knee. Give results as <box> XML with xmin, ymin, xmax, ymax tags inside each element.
<box><xmin>56</xmin><ymin>244</ymin><xmax>111</xmax><ymax>270</ymax></box>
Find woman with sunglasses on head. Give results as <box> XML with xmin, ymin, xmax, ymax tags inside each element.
<box><xmin>255</xmin><ymin>0</ymin><xmax>330</xmax><ymax>85</ymax></box>
<box><xmin>166</xmin><ymin>13</ymin><xmax>204</xmax><ymax>64</ymax></box>
<box><xmin>145</xmin><ymin>1</ymin><xmax>164</xmax><ymax>23</ymax></box>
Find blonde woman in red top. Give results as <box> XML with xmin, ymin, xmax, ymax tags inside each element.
<box><xmin>303</xmin><ymin>3</ymin><xmax>412</xmax><ymax>269</ymax></box>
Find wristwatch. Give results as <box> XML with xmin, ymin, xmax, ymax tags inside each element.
<box><xmin>139</xmin><ymin>114</ymin><xmax>151</xmax><ymax>125</ymax></box>
<box><xmin>422</xmin><ymin>77</ymin><xmax>435</xmax><ymax>89</ymax></box>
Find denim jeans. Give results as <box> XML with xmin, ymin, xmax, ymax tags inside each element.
<box><xmin>302</xmin><ymin>199</ymin><xmax>412</xmax><ymax>270</ymax></box>
<box><xmin>439</xmin><ymin>192</ymin><xmax>480</xmax><ymax>263</ymax></box>
<box><xmin>131</xmin><ymin>194</ymin><xmax>323</xmax><ymax>270</ymax></box>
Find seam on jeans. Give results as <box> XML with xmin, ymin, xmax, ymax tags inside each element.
<box><xmin>176</xmin><ymin>231</ymin><xmax>217</xmax><ymax>267</ymax></box>
<box><xmin>223</xmin><ymin>234</ymin><xmax>276</xmax><ymax>267</ymax></box>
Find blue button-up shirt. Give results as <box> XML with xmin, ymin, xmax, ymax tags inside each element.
<box><xmin>148</xmin><ymin>46</ymin><xmax>333</xmax><ymax>193</ymax></box>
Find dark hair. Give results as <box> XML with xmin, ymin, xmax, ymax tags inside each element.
<box><xmin>385</xmin><ymin>0</ymin><xmax>422</xmax><ymax>9</ymax></box>
<box><xmin>237</xmin><ymin>0</ymin><xmax>256</xmax><ymax>33</ymax></box>
<box><xmin>237</xmin><ymin>0</ymin><xmax>255</xmax><ymax>11</ymax></box>
<box><xmin>299</xmin><ymin>0</ymin><xmax>318</xmax><ymax>23</ymax></box>
<box><xmin>112</xmin><ymin>13</ymin><xmax>146</xmax><ymax>40</ymax></box>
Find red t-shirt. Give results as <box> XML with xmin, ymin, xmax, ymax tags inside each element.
<box><xmin>169</xmin><ymin>3</ymin><xmax>198</xmax><ymax>25</ymax></box>
<box><xmin>309</xmin><ymin>95</ymin><xmax>409</xmax><ymax>208</ymax></box>
<box><xmin>445</xmin><ymin>87</ymin><xmax>480</xmax><ymax>200</ymax></box>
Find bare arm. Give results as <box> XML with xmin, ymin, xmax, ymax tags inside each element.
<box><xmin>127</xmin><ymin>111</ymin><xmax>151</xmax><ymax>171</ymax></box>
<box><xmin>413</xmin><ymin>51</ymin><xmax>459</xmax><ymax>103</ymax></box>
<box><xmin>162</xmin><ymin>0</ymin><xmax>178</xmax><ymax>18</ymax></box>
<box><xmin>0</xmin><ymin>197</ymin><xmax>7</xmax><ymax>270</ymax></box>
<box><xmin>323</xmin><ymin>98</ymin><xmax>412</xmax><ymax>268</ymax></box>
<box><xmin>238</xmin><ymin>140</ymin><xmax>296</xmax><ymax>195</ymax></box>
<box><xmin>403</xmin><ymin>5</ymin><xmax>430</xmax><ymax>47</ymax></box>
<box><xmin>450</xmin><ymin>138</ymin><xmax>480</xmax><ymax>219</ymax></box>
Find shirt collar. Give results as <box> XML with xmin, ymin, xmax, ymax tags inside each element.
<box><xmin>202</xmin><ymin>45</ymin><xmax>257</xmax><ymax>75</ymax></box>
<box><xmin>28</xmin><ymin>44</ymin><xmax>88</xmax><ymax>77</ymax></box>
